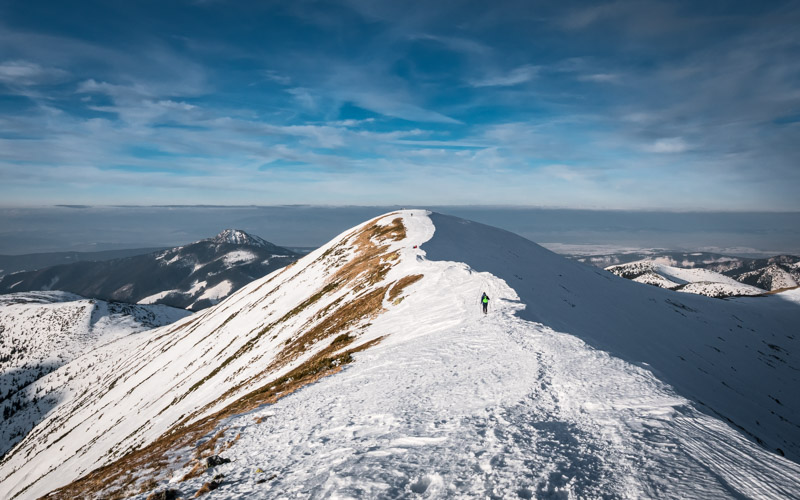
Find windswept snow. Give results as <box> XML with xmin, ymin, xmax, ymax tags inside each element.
<box><xmin>136</xmin><ymin>211</ymin><xmax>800</xmax><ymax>499</ymax></box>
<box><xmin>166</xmin><ymin>298</ymin><xmax>800</xmax><ymax>499</ymax></box>
<box><xmin>774</xmin><ymin>287</ymin><xmax>800</xmax><ymax>305</ymax></box>
<box><xmin>655</xmin><ymin>264</ymin><xmax>743</xmax><ymax>286</ymax></box>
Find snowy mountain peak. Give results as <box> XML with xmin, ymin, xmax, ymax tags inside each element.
<box><xmin>210</xmin><ymin>229</ymin><xmax>272</xmax><ymax>247</ymax></box>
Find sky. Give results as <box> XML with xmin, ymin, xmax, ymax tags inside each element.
<box><xmin>0</xmin><ymin>0</ymin><xmax>798</xmax><ymax>209</ymax></box>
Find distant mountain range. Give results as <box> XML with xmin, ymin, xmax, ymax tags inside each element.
<box><xmin>0</xmin><ymin>230</ymin><xmax>301</xmax><ymax>310</ymax></box>
<box><xmin>596</xmin><ymin>253</ymin><xmax>800</xmax><ymax>298</ymax></box>
<box><xmin>0</xmin><ymin>247</ymin><xmax>165</xmax><ymax>279</ymax></box>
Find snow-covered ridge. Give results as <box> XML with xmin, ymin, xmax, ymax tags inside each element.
<box><xmin>0</xmin><ymin>212</ymin><xmax>429</xmax><ymax>499</ymax></box>
<box><xmin>2</xmin><ymin>211</ymin><xmax>799</xmax><ymax>500</ymax></box>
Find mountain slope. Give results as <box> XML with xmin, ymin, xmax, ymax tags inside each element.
<box><xmin>424</xmin><ymin>213</ymin><xmax>799</xmax><ymax>458</ymax></box>
<box><xmin>606</xmin><ymin>260</ymin><xmax>766</xmax><ymax>297</ymax></box>
<box><xmin>0</xmin><ymin>230</ymin><xmax>299</xmax><ymax>310</ymax></box>
<box><xmin>1</xmin><ymin>211</ymin><xmax>799</xmax><ymax>499</ymax></box>
<box><xmin>0</xmin><ymin>213</ymin><xmax>425</xmax><ymax>499</ymax></box>
<box><xmin>0</xmin><ymin>292</ymin><xmax>190</xmax><ymax>457</ymax></box>
<box><xmin>0</xmin><ymin>248</ymin><xmax>165</xmax><ymax>279</ymax></box>
<box><xmin>575</xmin><ymin>251</ymin><xmax>800</xmax><ymax>292</ymax></box>
<box><xmin>736</xmin><ymin>262</ymin><xmax>799</xmax><ymax>291</ymax></box>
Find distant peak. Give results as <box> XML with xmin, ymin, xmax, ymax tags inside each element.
<box><xmin>211</xmin><ymin>229</ymin><xmax>271</xmax><ymax>248</ymax></box>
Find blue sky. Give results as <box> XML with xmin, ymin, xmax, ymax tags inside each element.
<box><xmin>0</xmin><ymin>0</ymin><xmax>798</xmax><ymax>209</ymax></box>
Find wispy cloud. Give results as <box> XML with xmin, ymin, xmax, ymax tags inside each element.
<box><xmin>0</xmin><ymin>60</ymin><xmax>69</xmax><ymax>86</ymax></box>
<box><xmin>644</xmin><ymin>137</ymin><xmax>689</xmax><ymax>154</ymax></box>
<box><xmin>0</xmin><ymin>1</ymin><xmax>797</xmax><ymax>210</ymax></box>
<box><xmin>578</xmin><ymin>73</ymin><xmax>620</xmax><ymax>83</ymax></box>
<box><xmin>469</xmin><ymin>64</ymin><xmax>539</xmax><ymax>87</ymax></box>
<box><xmin>408</xmin><ymin>33</ymin><xmax>492</xmax><ymax>56</ymax></box>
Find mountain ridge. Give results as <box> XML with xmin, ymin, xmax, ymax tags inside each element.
<box><xmin>0</xmin><ymin>230</ymin><xmax>300</xmax><ymax>310</ymax></box>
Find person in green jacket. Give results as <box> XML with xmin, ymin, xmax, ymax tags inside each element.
<box><xmin>481</xmin><ymin>292</ymin><xmax>489</xmax><ymax>314</ymax></box>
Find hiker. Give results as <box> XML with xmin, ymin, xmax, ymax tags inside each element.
<box><xmin>481</xmin><ymin>292</ymin><xmax>489</xmax><ymax>314</ymax></box>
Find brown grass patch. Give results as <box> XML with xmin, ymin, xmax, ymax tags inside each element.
<box><xmin>225</xmin><ymin>433</ymin><xmax>241</xmax><ymax>450</ymax></box>
<box><xmin>388</xmin><ymin>274</ymin><xmax>423</xmax><ymax>302</ymax></box>
<box><xmin>764</xmin><ymin>285</ymin><xmax>800</xmax><ymax>295</ymax></box>
<box><xmin>179</xmin><ymin>462</ymin><xmax>205</xmax><ymax>482</ymax></box>
<box><xmin>195</xmin><ymin>429</ymin><xmax>226</xmax><ymax>459</ymax></box>
<box><xmin>278</xmin><ymin>284</ymin><xmax>388</xmax><ymax>361</ymax></box>
<box><xmin>137</xmin><ymin>478</ymin><xmax>158</xmax><ymax>494</ymax></box>
<box><xmin>193</xmin><ymin>481</ymin><xmax>217</xmax><ymax>497</ymax></box>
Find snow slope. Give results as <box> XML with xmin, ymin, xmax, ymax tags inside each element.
<box><xmin>424</xmin><ymin>214</ymin><xmax>799</xmax><ymax>460</ymax></box>
<box><xmin>0</xmin><ymin>213</ymin><xmax>426</xmax><ymax>499</ymax></box>
<box><xmin>164</xmin><ymin>285</ymin><xmax>800</xmax><ymax>499</ymax></box>
<box><xmin>607</xmin><ymin>260</ymin><xmax>765</xmax><ymax>297</ymax></box>
<box><xmin>0</xmin><ymin>292</ymin><xmax>191</xmax><ymax>457</ymax></box>
<box><xmin>2</xmin><ymin>211</ymin><xmax>799</xmax><ymax>500</ymax></box>
<box><xmin>738</xmin><ymin>264</ymin><xmax>798</xmax><ymax>291</ymax></box>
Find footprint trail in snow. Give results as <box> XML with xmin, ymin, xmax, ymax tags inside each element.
<box><xmin>162</xmin><ymin>225</ymin><xmax>800</xmax><ymax>499</ymax></box>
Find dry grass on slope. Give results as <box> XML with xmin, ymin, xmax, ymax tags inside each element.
<box><xmin>41</xmin><ymin>214</ymin><xmax>424</xmax><ymax>500</ymax></box>
<box><xmin>41</xmin><ymin>339</ymin><xmax>380</xmax><ymax>500</ymax></box>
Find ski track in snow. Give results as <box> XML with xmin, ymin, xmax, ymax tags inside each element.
<box><xmin>144</xmin><ymin>212</ymin><xmax>800</xmax><ymax>500</ymax></box>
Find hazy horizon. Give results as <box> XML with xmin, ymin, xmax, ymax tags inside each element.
<box><xmin>1</xmin><ymin>205</ymin><xmax>798</xmax><ymax>257</ymax></box>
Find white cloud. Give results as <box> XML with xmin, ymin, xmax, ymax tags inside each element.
<box><xmin>408</xmin><ymin>34</ymin><xmax>491</xmax><ymax>55</ymax></box>
<box><xmin>0</xmin><ymin>60</ymin><xmax>68</xmax><ymax>86</ymax></box>
<box><xmin>645</xmin><ymin>137</ymin><xmax>689</xmax><ymax>153</ymax></box>
<box><xmin>286</xmin><ymin>87</ymin><xmax>317</xmax><ymax>110</ymax></box>
<box><xmin>262</xmin><ymin>70</ymin><xmax>291</xmax><ymax>85</ymax></box>
<box><xmin>578</xmin><ymin>73</ymin><xmax>620</xmax><ymax>83</ymax></box>
<box><xmin>541</xmin><ymin>164</ymin><xmax>586</xmax><ymax>182</ymax></box>
<box><xmin>469</xmin><ymin>64</ymin><xmax>539</xmax><ymax>87</ymax></box>
<box><xmin>328</xmin><ymin>118</ymin><xmax>375</xmax><ymax>127</ymax></box>
<box><xmin>342</xmin><ymin>89</ymin><xmax>461</xmax><ymax>124</ymax></box>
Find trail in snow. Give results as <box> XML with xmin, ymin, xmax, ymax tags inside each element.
<box><xmin>148</xmin><ymin>213</ymin><xmax>800</xmax><ymax>499</ymax></box>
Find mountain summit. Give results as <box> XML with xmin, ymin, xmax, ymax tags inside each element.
<box><xmin>2</xmin><ymin>211</ymin><xmax>798</xmax><ymax>499</ymax></box>
<box><xmin>210</xmin><ymin>229</ymin><xmax>276</xmax><ymax>249</ymax></box>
